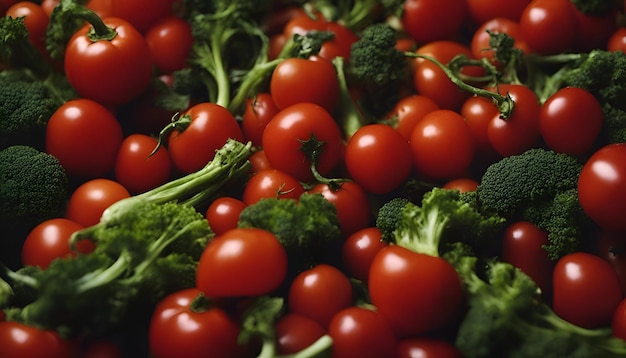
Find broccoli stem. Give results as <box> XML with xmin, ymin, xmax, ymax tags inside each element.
<box><xmin>275</xmin><ymin>335</ymin><xmax>333</xmax><ymax>358</ymax></box>
<box><xmin>333</xmin><ymin>56</ymin><xmax>371</xmax><ymax>138</ymax></box>
<box><xmin>399</xmin><ymin>208</ymin><xmax>448</xmax><ymax>257</ymax></box>
<box><xmin>75</xmin><ymin>251</ymin><xmax>131</xmax><ymax>293</ymax></box>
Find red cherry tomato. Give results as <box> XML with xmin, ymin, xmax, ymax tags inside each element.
<box><xmin>114</xmin><ymin>134</ymin><xmax>172</xmax><ymax>194</ymax></box>
<box><xmin>275</xmin><ymin>313</ymin><xmax>326</xmax><ymax>355</ymax></box>
<box><xmin>466</xmin><ymin>0</ymin><xmax>531</xmax><ymax>25</ymax></box>
<box><xmin>401</xmin><ymin>0</ymin><xmax>468</xmax><ymax>44</ymax></box>
<box><xmin>383</xmin><ymin>94</ymin><xmax>440</xmax><ymax>141</ymax></box>
<box><xmin>0</xmin><ymin>321</ymin><xmax>76</xmax><ymax>358</ymax></box>
<box><xmin>519</xmin><ymin>0</ymin><xmax>578</xmax><ymax>55</ymax></box>
<box><xmin>470</xmin><ymin>17</ymin><xmax>531</xmax><ymax>65</ymax></box>
<box><xmin>571</xmin><ymin>7</ymin><xmax>618</xmax><ymax>52</ymax></box>
<box><xmin>461</xmin><ymin>95</ymin><xmax>502</xmax><ymax>163</ymax></box>
<box><xmin>396</xmin><ymin>337</ymin><xmax>463</xmax><ymax>358</ymax></box>
<box><xmin>241</xmin><ymin>93</ymin><xmax>280</xmax><ymax>147</ymax></box>
<box><xmin>242</xmin><ymin>168</ymin><xmax>305</xmax><ymax>205</ymax></box>
<box><xmin>608</xmin><ymin>27</ymin><xmax>626</xmax><ymax>53</ymax></box>
<box><xmin>65</xmin><ymin>178</ymin><xmax>131</xmax><ymax>227</ymax></box>
<box><xmin>205</xmin><ymin>196</ymin><xmax>247</xmax><ymax>237</ymax></box>
<box><xmin>596</xmin><ymin>230</ymin><xmax>626</xmax><ymax>296</ymax></box>
<box><xmin>5</xmin><ymin>2</ymin><xmax>49</xmax><ymax>54</ymax></box>
<box><xmin>109</xmin><ymin>0</ymin><xmax>176</xmax><ymax>33</ymax></box>
<box><xmin>442</xmin><ymin>178</ymin><xmax>479</xmax><ymax>193</ymax></box>
<box><xmin>248</xmin><ymin>149</ymin><xmax>273</xmax><ymax>173</ymax></box>
<box><xmin>145</xmin><ymin>15</ymin><xmax>194</xmax><ymax>74</ymax></box>
<box><xmin>308</xmin><ymin>181</ymin><xmax>372</xmax><ymax>237</ymax></box>
<box><xmin>341</xmin><ymin>227</ymin><xmax>387</xmax><ymax>283</ymax></box>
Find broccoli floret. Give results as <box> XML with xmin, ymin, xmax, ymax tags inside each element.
<box><xmin>570</xmin><ymin>0</ymin><xmax>618</xmax><ymax>15</ymax></box>
<box><xmin>475</xmin><ymin>148</ymin><xmax>589</xmax><ymax>260</ymax></box>
<box><xmin>446</xmin><ymin>249</ymin><xmax>626</xmax><ymax>358</ymax></box>
<box><xmin>0</xmin><ymin>145</ymin><xmax>69</xmax><ymax>267</ymax></box>
<box><xmin>376</xmin><ymin>187</ymin><xmax>506</xmax><ymax>257</ymax></box>
<box><xmin>237</xmin><ymin>192</ymin><xmax>342</xmax><ymax>273</ymax></box>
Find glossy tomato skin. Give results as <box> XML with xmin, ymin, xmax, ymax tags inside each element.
<box><xmin>21</xmin><ymin>218</ymin><xmax>94</xmax><ymax>269</ymax></box>
<box><xmin>396</xmin><ymin>337</ymin><xmax>463</xmax><ymax>358</ymax></box>
<box><xmin>149</xmin><ymin>288</ymin><xmax>245</xmax><ymax>358</ymax></box>
<box><xmin>6</xmin><ymin>2</ymin><xmax>49</xmax><ymax>54</ymax></box>
<box><xmin>46</xmin><ymin>99</ymin><xmax>123</xmax><ymax>179</ymax></box>
<box><xmin>608</xmin><ymin>27</ymin><xmax>626</xmax><ymax>53</ymax></box>
<box><xmin>442</xmin><ymin>178</ymin><xmax>479</xmax><ymax>193</ymax></box>
<box><xmin>344</xmin><ymin>124</ymin><xmax>413</xmax><ymax>195</ymax></box>
<box><xmin>460</xmin><ymin>95</ymin><xmax>502</xmax><ymax>163</ymax></box>
<box><xmin>578</xmin><ymin>143</ymin><xmax>626</xmax><ymax>232</ymax></box>
<box><xmin>109</xmin><ymin>0</ymin><xmax>176</xmax><ymax>33</ymax></box>
<box><xmin>341</xmin><ymin>227</ymin><xmax>387</xmax><ymax>283</ymax></box>
<box><xmin>205</xmin><ymin>196</ymin><xmax>247</xmax><ymax>237</ymax></box>
<box><xmin>539</xmin><ymin>87</ymin><xmax>603</xmax><ymax>156</ymax></box>
<box><xmin>368</xmin><ymin>245</ymin><xmax>463</xmax><ymax>337</ymax></box>
<box><xmin>241</xmin><ymin>93</ymin><xmax>280</xmax><ymax>147</ymax></box>
<box><xmin>145</xmin><ymin>15</ymin><xmax>194</xmax><ymax>74</ymax></box>
<box><xmin>262</xmin><ymin>102</ymin><xmax>343</xmax><ymax>182</ymax></box>
<box><xmin>552</xmin><ymin>252</ymin><xmax>623</xmax><ymax>329</ymax></box>
<box><xmin>288</xmin><ymin>264</ymin><xmax>354</xmax><ymax>328</ymax></box>
<box><xmin>409</xmin><ymin>109</ymin><xmax>476</xmax><ymax>180</ymax></box>
<box><xmin>327</xmin><ymin>306</ymin><xmax>398</xmax><ymax>358</ymax></box>
<box><xmin>470</xmin><ymin>17</ymin><xmax>531</xmax><ymax>65</ymax></box>
<box><xmin>65</xmin><ymin>178</ymin><xmax>131</xmax><ymax>227</ymax></box>
<box><xmin>401</xmin><ymin>0</ymin><xmax>467</xmax><ymax>44</ymax></box>
<box><xmin>612</xmin><ymin>298</ymin><xmax>626</xmax><ymax>341</ymax></box>
<box><xmin>308</xmin><ymin>181</ymin><xmax>372</xmax><ymax>237</ymax></box>
<box><xmin>64</xmin><ymin>17</ymin><xmax>153</xmax><ymax>105</ymax></box>
<box><xmin>275</xmin><ymin>313</ymin><xmax>326</xmax><ymax>355</ymax></box>
<box><xmin>466</xmin><ymin>0</ymin><xmax>531</xmax><ymax>25</ymax></box>
<box><xmin>571</xmin><ymin>7</ymin><xmax>619</xmax><ymax>52</ymax></box>
<box><xmin>384</xmin><ymin>94</ymin><xmax>440</xmax><ymax>141</ymax></box>
<box><xmin>0</xmin><ymin>321</ymin><xmax>76</xmax><ymax>358</ymax></box>
<box><xmin>196</xmin><ymin>228</ymin><xmax>288</xmax><ymax>298</ymax></box>
<box><xmin>168</xmin><ymin>102</ymin><xmax>244</xmax><ymax>174</ymax></box>
<box><xmin>242</xmin><ymin>168</ymin><xmax>305</xmax><ymax>205</ymax></box>
<box><xmin>519</xmin><ymin>0</ymin><xmax>578</xmax><ymax>54</ymax></box>
<box><xmin>114</xmin><ymin>134</ymin><xmax>172</xmax><ymax>194</ymax></box>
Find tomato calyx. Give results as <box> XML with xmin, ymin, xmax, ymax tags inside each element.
<box><xmin>55</xmin><ymin>0</ymin><xmax>117</xmax><ymax>42</ymax></box>
<box><xmin>189</xmin><ymin>292</ymin><xmax>212</xmax><ymax>313</ymax></box>
<box><xmin>149</xmin><ymin>112</ymin><xmax>190</xmax><ymax>156</ymax></box>
<box><xmin>299</xmin><ymin>132</ymin><xmax>348</xmax><ymax>191</ymax></box>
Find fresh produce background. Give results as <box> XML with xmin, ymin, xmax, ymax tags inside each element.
<box><xmin>2</xmin><ymin>0</ymin><xmax>626</xmax><ymax>356</ymax></box>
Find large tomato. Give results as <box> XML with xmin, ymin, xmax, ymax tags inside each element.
<box><xmin>466</xmin><ymin>0</ymin><xmax>531</xmax><ymax>25</ymax></box>
<box><xmin>518</xmin><ymin>0</ymin><xmax>578</xmax><ymax>54</ymax></box>
<box><xmin>401</xmin><ymin>0</ymin><xmax>467</xmax><ymax>44</ymax></box>
<box><xmin>577</xmin><ymin>143</ymin><xmax>626</xmax><ymax>232</ymax></box>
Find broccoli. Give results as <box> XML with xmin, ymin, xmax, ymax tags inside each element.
<box><xmin>570</xmin><ymin>0</ymin><xmax>619</xmax><ymax>15</ymax></box>
<box><xmin>474</xmin><ymin>148</ymin><xmax>591</xmax><ymax>260</ymax></box>
<box><xmin>0</xmin><ymin>145</ymin><xmax>69</xmax><ymax>269</ymax></box>
<box><xmin>375</xmin><ymin>187</ymin><xmax>506</xmax><ymax>258</ymax></box>
<box><xmin>237</xmin><ymin>192</ymin><xmax>343</xmax><ymax>275</ymax></box>
<box><xmin>446</xmin><ymin>248</ymin><xmax>626</xmax><ymax>358</ymax></box>
<box><xmin>0</xmin><ymin>139</ymin><xmax>253</xmax><ymax>338</ymax></box>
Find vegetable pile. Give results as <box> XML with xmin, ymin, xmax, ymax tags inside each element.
<box><xmin>1</xmin><ymin>0</ymin><xmax>626</xmax><ymax>356</ymax></box>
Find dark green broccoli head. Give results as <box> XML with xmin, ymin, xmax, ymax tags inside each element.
<box><xmin>599</xmin><ymin>102</ymin><xmax>626</xmax><ymax>145</ymax></box>
<box><xmin>375</xmin><ymin>196</ymin><xmax>411</xmax><ymax>243</ymax></box>
<box><xmin>569</xmin><ymin>0</ymin><xmax>617</xmax><ymax>15</ymax></box>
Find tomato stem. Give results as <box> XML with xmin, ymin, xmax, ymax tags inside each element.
<box><xmin>299</xmin><ymin>133</ymin><xmax>348</xmax><ymax>190</ymax></box>
<box><xmin>60</xmin><ymin>0</ymin><xmax>117</xmax><ymax>42</ymax></box>
<box><xmin>190</xmin><ymin>292</ymin><xmax>211</xmax><ymax>313</ymax></box>
<box><xmin>149</xmin><ymin>113</ymin><xmax>192</xmax><ymax>157</ymax></box>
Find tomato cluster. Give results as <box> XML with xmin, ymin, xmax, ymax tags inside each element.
<box><xmin>3</xmin><ymin>0</ymin><xmax>626</xmax><ymax>356</ymax></box>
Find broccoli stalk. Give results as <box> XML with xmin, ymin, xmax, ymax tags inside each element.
<box><xmin>303</xmin><ymin>0</ymin><xmax>402</xmax><ymax>31</ymax></box>
<box><xmin>446</xmin><ymin>248</ymin><xmax>626</xmax><ymax>357</ymax></box>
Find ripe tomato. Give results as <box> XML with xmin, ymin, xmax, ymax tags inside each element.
<box><xmin>242</xmin><ymin>168</ymin><xmax>305</xmax><ymax>205</ymax></box>
<box><xmin>552</xmin><ymin>252</ymin><xmax>623</xmax><ymax>329</ymax></box>
<box><xmin>22</xmin><ymin>218</ymin><xmax>94</xmax><ymax>269</ymax></box>
<box><xmin>109</xmin><ymin>0</ymin><xmax>176</xmax><ymax>33</ymax></box>
<box><xmin>308</xmin><ymin>181</ymin><xmax>372</xmax><ymax>237</ymax></box>
<box><xmin>470</xmin><ymin>17</ymin><xmax>531</xmax><ymax>65</ymax></box>
<box><xmin>487</xmin><ymin>84</ymin><xmax>541</xmax><ymax>157</ymax></box>
<box><xmin>46</xmin><ymin>99</ymin><xmax>123</xmax><ymax>179</ymax></box>
<box><xmin>518</xmin><ymin>0</ymin><xmax>578</xmax><ymax>54</ymax></box>
<box><xmin>501</xmin><ymin>221</ymin><xmax>554</xmax><ymax>298</ymax></box>
<box><xmin>5</xmin><ymin>2</ymin><xmax>49</xmax><ymax>54</ymax></box>
<box><xmin>401</xmin><ymin>0</ymin><xmax>467</xmax><ymax>44</ymax></box>
<box><xmin>578</xmin><ymin>143</ymin><xmax>626</xmax><ymax>232</ymax></box>
<box><xmin>205</xmin><ymin>196</ymin><xmax>247</xmax><ymax>237</ymax></box>
<box><xmin>248</xmin><ymin>149</ymin><xmax>273</xmax><ymax>173</ymax></box>
<box><xmin>114</xmin><ymin>134</ymin><xmax>172</xmax><ymax>194</ymax></box>
<box><xmin>571</xmin><ymin>7</ymin><xmax>618</xmax><ymax>52</ymax></box>
<box><xmin>396</xmin><ymin>337</ymin><xmax>463</xmax><ymax>358</ymax></box>
<box><xmin>275</xmin><ymin>313</ymin><xmax>326</xmax><ymax>355</ymax></box>
<box><xmin>196</xmin><ymin>228</ymin><xmax>288</xmax><ymax>298</ymax></box>
<box><xmin>65</xmin><ymin>178</ymin><xmax>131</xmax><ymax>227</ymax></box>
<box><xmin>409</xmin><ymin>109</ymin><xmax>476</xmax><ymax>180</ymax></box>
<box><xmin>167</xmin><ymin>102</ymin><xmax>244</xmax><ymax>174</ymax></box>
<box><xmin>64</xmin><ymin>17</ymin><xmax>153</xmax><ymax>105</ymax></box>
<box><xmin>288</xmin><ymin>264</ymin><xmax>354</xmax><ymax>328</ymax></box>
<box><xmin>241</xmin><ymin>93</ymin><xmax>280</xmax><ymax>147</ymax></box>
<box><xmin>262</xmin><ymin>102</ymin><xmax>343</xmax><ymax>182</ymax></box>
<box><xmin>442</xmin><ymin>178</ymin><xmax>479</xmax><ymax>193</ymax></box>
<box><xmin>608</xmin><ymin>27</ymin><xmax>626</xmax><ymax>53</ymax></box>
<box><xmin>270</xmin><ymin>58</ymin><xmax>340</xmax><ymax>113</ymax></box>
<box><xmin>341</xmin><ymin>227</ymin><xmax>387</xmax><ymax>283</ymax></box>
<box><xmin>383</xmin><ymin>94</ymin><xmax>439</xmax><ymax>141</ymax></box>
<box><xmin>460</xmin><ymin>95</ymin><xmax>502</xmax><ymax>163</ymax></box>
<box><xmin>539</xmin><ymin>87</ymin><xmax>603</xmax><ymax>156</ymax></box>
<box><xmin>149</xmin><ymin>288</ymin><xmax>245</xmax><ymax>358</ymax></box>
<box><xmin>145</xmin><ymin>15</ymin><xmax>194</xmax><ymax>74</ymax></box>
<box><xmin>612</xmin><ymin>298</ymin><xmax>626</xmax><ymax>341</ymax></box>
<box><xmin>466</xmin><ymin>0</ymin><xmax>531</xmax><ymax>25</ymax></box>
<box><xmin>327</xmin><ymin>306</ymin><xmax>398</xmax><ymax>358</ymax></box>
<box><xmin>0</xmin><ymin>321</ymin><xmax>76</xmax><ymax>358</ymax></box>
<box><xmin>344</xmin><ymin>124</ymin><xmax>413</xmax><ymax>195</ymax></box>
<box><xmin>368</xmin><ymin>245</ymin><xmax>463</xmax><ymax>336</ymax></box>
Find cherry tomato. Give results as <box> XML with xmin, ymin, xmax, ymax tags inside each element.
<box><xmin>205</xmin><ymin>196</ymin><xmax>247</xmax><ymax>237</ymax></box>
<box><xmin>64</xmin><ymin>17</ymin><xmax>153</xmax><ymax>105</ymax></box>
<box><xmin>396</xmin><ymin>337</ymin><xmax>463</xmax><ymax>358</ymax></box>
<box><xmin>46</xmin><ymin>99</ymin><xmax>123</xmax><ymax>179</ymax></box>
<box><xmin>552</xmin><ymin>252</ymin><xmax>623</xmax><ymax>329</ymax></box>
<box><xmin>125</xmin><ymin>74</ymin><xmax>180</xmax><ymax>136</ymax></box>
<box><xmin>114</xmin><ymin>134</ymin><xmax>172</xmax><ymax>194</ymax></box>
<box><xmin>409</xmin><ymin>109</ymin><xmax>476</xmax><ymax>180</ymax></box>
<box><xmin>288</xmin><ymin>264</ymin><xmax>353</xmax><ymax>328</ymax></box>
<box><xmin>22</xmin><ymin>218</ymin><xmax>94</xmax><ymax>269</ymax></box>
<box><xmin>65</xmin><ymin>178</ymin><xmax>131</xmax><ymax>227</ymax></box>
<box><xmin>327</xmin><ymin>306</ymin><xmax>398</xmax><ymax>358</ymax></box>
<box><xmin>242</xmin><ymin>168</ymin><xmax>305</xmax><ymax>205</ymax></box>
<box><xmin>275</xmin><ymin>313</ymin><xmax>326</xmax><ymax>355</ymax></box>
<box><xmin>368</xmin><ymin>245</ymin><xmax>463</xmax><ymax>336</ymax></box>
<box><xmin>466</xmin><ymin>0</ymin><xmax>531</xmax><ymax>25</ymax></box>
<box><xmin>344</xmin><ymin>124</ymin><xmax>413</xmax><ymax>195</ymax></box>
<box><xmin>470</xmin><ymin>17</ymin><xmax>531</xmax><ymax>65</ymax></box>
<box><xmin>501</xmin><ymin>221</ymin><xmax>555</xmax><ymax>298</ymax></box>
<box><xmin>149</xmin><ymin>288</ymin><xmax>245</xmax><ymax>358</ymax></box>
<box><xmin>519</xmin><ymin>0</ymin><xmax>578</xmax><ymax>54</ymax></box>
<box><xmin>248</xmin><ymin>149</ymin><xmax>273</xmax><ymax>173</ymax></box>
<box><xmin>460</xmin><ymin>95</ymin><xmax>502</xmax><ymax>163</ymax></box>
<box><xmin>167</xmin><ymin>102</ymin><xmax>244</xmax><ymax>174</ymax></box>
<box><xmin>270</xmin><ymin>58</ymin><xmax>340</xmax><ymax>113</ymax></box>
<box><xmin>442</xmin><ymin>178</ymin><xmax>479</xmax><ymax>193</ymax></box>
<box><xmin>308</xmin><ymin>181</ymin><xmax>372</xmax><ymax>237</ymax></box>
<box><xmin>608</xmin><ymin>27</ymin><xmax>626</xmax><ymax>53</ymax></box>
<box><xmin>0</xmin><ymin>321</ymin><xmax>76</xmax><ymax>358</ymax></box>
<box><xmin>577</xmin><ymin>143</ymin><xmax>626</xmax><ymax>232</ymax></box>
<box><xmin>5</xmin><ymin>2</ymin><xmax>49</xmax><ymax>54</ymax></box>
<box><xmin>487</xmin><ymin>84</ymin><xmax>541</xmax><ymax>157</ymax></box>
<box><xmin>145</xmin><ymin>15</ymin><xmax>193</xmax><ymax>74</ymax></box>
<box><xmin>612</xmin><ymin>298</ymin><xmax>626</xmax><ymax>341</ymax></box>
<box><xmin>571</xmin><ymin>7</ymin><xmax>618</xmax><ymax>52</ymax></box>
<box><xmin>109</xmin><ymin>0</ymin><xmax>176</xmax><ymax>33</ymax></box>
<box><xmin>241</xmin><ymin>93</ymin><xmax>280</xmax><ymax>147</ymax></box>
<box><xmin>341</xmin><ymin>227</ymin><xmax>387</xmax><ymax>283</ymax></box>
<box><xmin>196</xmin><ymin>228</ymin><xmax>288</xmax><ymax>298</ymax></box>
<box><xmin>383</xmin><ymin>94</ymin><xmax>440</xmax><ymax>141</ymax></box>
<box><xmin>401</xmin><ymin>0</ymin><xmax>467</xmax><ymax>44</ymax></box>
<box><xmin>596</xmin><ymin>230</ymin><xmax>626</xmax><ymax>296</ymax></box>
<box><xmin>262</xmin><ymin>102</ymin><xmax>343</xmax><ymax>182</ymax></box>
<box><xmin>539</xmin><ymin>87</ymin><xmax>603</xmax><ymax>156</ymax></box>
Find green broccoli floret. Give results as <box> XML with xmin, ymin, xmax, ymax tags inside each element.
<box><xmin>570</xmin><ymin>0</ymin><xmax>618</xmax><ymax>15</ymax></box>
<box><xmin>0</xmin><ymin>145</ymin><xmax>69</xmax><ymax>267</ymax></box>
<box><xmin>375</xmin><ymin>187</ymin><xmax>506</xmax><ymax>257</ymax></box>
<box><xmin>446</xmin><ymin>248</ymin><xmax>626</xmax><ymax>358</ymax></box>
<box><xmin>475</xmin><ymin>148</ymin><xmax>589</xmax><ymax>260</ymax></box>
<box><xmin>237</xmin><ymin>192</ymin><xmax>342</xmax><ymax>273</ymax></box>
